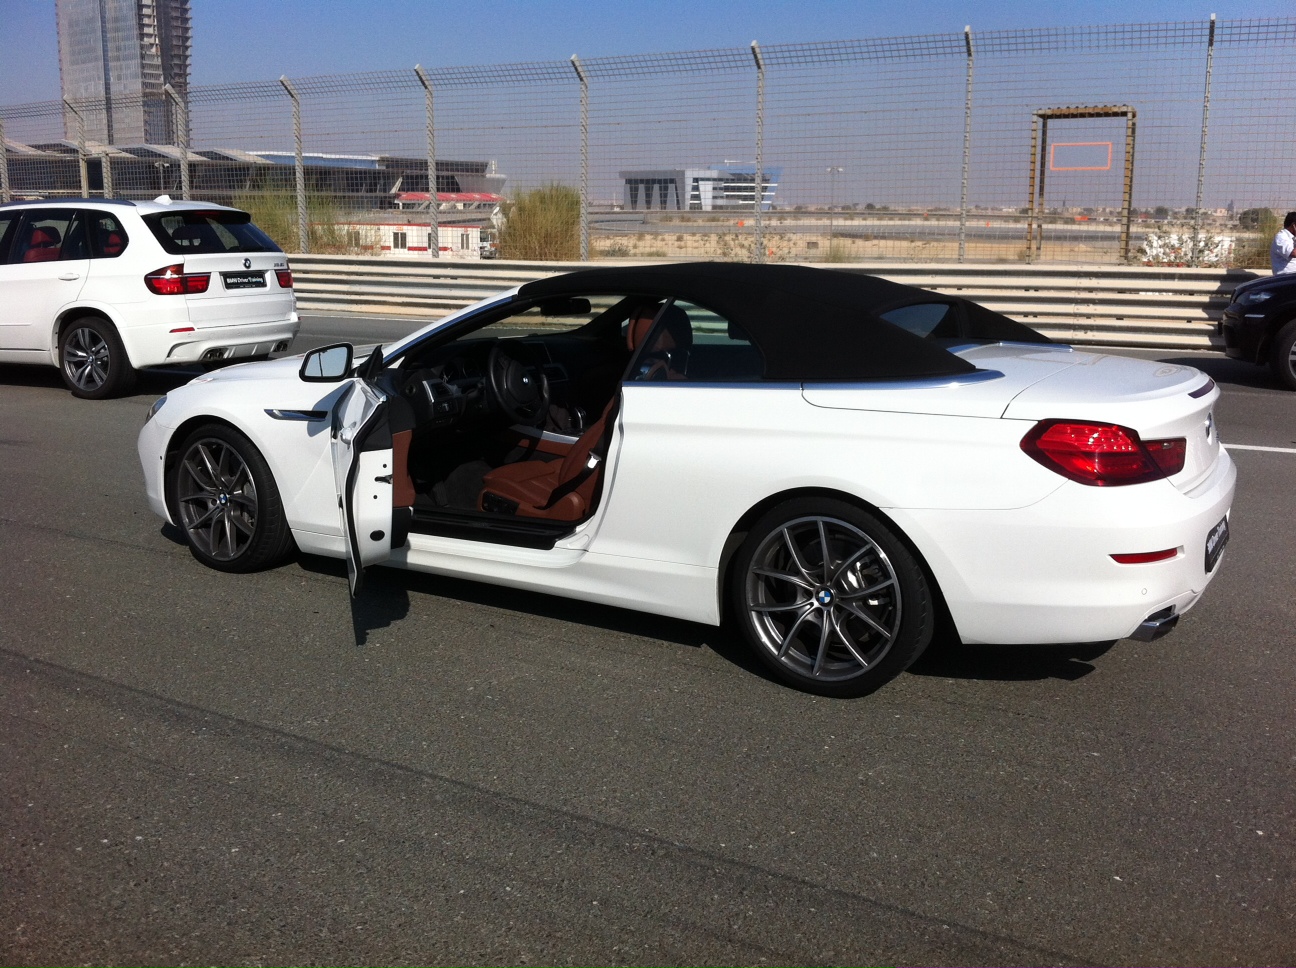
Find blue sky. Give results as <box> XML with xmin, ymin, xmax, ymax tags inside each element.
<box><xmin>0</xmin><ymin>0</ymin><xmax>1289</xmax><ymax>104</ymax></box>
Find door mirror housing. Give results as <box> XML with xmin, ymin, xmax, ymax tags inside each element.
<box><xmin>300</xmin><ymin>344</ymin><xmax>353</xmax><ymax>382</ymax></box>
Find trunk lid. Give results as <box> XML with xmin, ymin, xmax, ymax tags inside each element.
<box><xmin>179</xmin><ymin>251</ymin><xmax>294</xmax><ymax>327</ymax></box>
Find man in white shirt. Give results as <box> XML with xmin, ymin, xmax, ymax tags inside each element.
<box><xmin>1271</xmin><ymin>212</ymin><xmax>1296</xmax><ymax>274</ymax></box>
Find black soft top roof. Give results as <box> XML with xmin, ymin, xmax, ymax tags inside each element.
<box><xmin>517</xmin><ymin>262</ymin><xmax>1042</xmax><ymax>382</ymax></box>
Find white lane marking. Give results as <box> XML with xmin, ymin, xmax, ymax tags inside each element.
<box><xmin>1224</xmin><ymin>443</ymin><xmax>1296</xmax><ymax>454</ymax></box>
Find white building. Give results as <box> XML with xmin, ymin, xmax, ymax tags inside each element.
<box><xmin>335</xmin><ymin>218</ymin><xmax>486</xmax><ymax>259</ymax></box>
<box><xmin>619</xmin><ymin>164</ymin><xmax>780</xmax><ymax>211</ymax></box>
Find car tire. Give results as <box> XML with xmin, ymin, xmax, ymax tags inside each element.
<box><xmin>59</xmin><ymin>316</ymin><xmax>136</xmax><ymax>399</ymax></box>
<box><xmin>170</xmin><ymin>424</ymin><xmax>295</xmax><ymax>573</ymax></box>
<box><xmin>1268</xmin><ymin>319</ymin><xmax>1296</xmax><ymax>391</ymax></box>
<box><xmin>730</xmin><ymin>498</ymin><xmax>934</xmax><ymax>697</ymax></box>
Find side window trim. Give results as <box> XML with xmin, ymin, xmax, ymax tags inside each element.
<box><xmin>60</xmin><ymin>210</ymin><xmax>89</xmax><ymax>261</ymax></box>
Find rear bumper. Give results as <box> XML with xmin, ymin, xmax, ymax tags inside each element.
<box><xmin>892</xmin><ymin>448</ymin><xmax>1237</xmax><ymax>645</ymax></box>
<box><xmin>121</xmin><ymin>314</ymin><xmax>300</xmax><ymax>367</ymax></box>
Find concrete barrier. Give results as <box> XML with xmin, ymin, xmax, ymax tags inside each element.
<box><xmin>288</xmin><ymin>255</ymin><xmax>1262</xmax><ymax>350</ymax></box>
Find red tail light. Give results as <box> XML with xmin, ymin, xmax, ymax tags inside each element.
<box><xmin>276</xmin><ymin>268</ymin><xmax>293</xmax><ymax>288</ymax></box>
<box><xmin>1145</xmin><ymin>437</ymin><xmax>1187</xmax><ymax>476</ymax></box>
<box><xmin>145</xmin><ymin>264</ymin><xmax>210</xmax><ymax>295</ymax></box>
<box><xmin>1021</xmin><ymin>420</ymin><xmax>1186</xmax><ymax>486</ymax></box>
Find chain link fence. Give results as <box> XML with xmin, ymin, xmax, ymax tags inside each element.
<box><xmin>3</xmin><ymin>16</ymin><xmax>1293</xmax><ymax>265</ymax></box>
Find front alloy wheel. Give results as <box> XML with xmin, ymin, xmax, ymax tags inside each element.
<box><xmin>733</xmin><ymin>499</ymin><xmax>933</xmax><ymax>697</ymax></box>
<box><xmin>172</xmin><ymin>425</ymin><xmax>294</xmax><ymax>572</ymax></box>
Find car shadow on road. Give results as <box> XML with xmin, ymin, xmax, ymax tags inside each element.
<box><xmin>909</xmin><ymin>638</ymin><xmax>1117</xmax><ymax>682</ymax></box>
<box><xmin>295</xmin><ymin>555</ymin><xmax>1123</xmax><ymax>689</ymax></box>
<box><xmin>0</xmin><ymin>363</ymin><xmax>203</xmax><ymax>397</ymax></box>
<box><xmin>295</xmin><ymin>553</ymin><xmax>778</xmax><ymax>680</ymax></box>
<box><xmin>294</xmin><ymin>556</ymin><xmax>413</xmax><ymax>646</ymax></box>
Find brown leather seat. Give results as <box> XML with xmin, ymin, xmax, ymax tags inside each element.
<box><xmin>476</xmin><ymin>301</ymin><xmax>679</xmax><ymax>521</ymax></box>
<box><xmin>477</xmin><ymin>400</ymin><xmax>618</xmax><ymax>521</ymax></box>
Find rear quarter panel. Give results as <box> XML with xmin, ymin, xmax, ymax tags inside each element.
<box><xmin>591</xmin><ymin>382</ymin><xmax>1062</xmax><ymax>572</ymax></box>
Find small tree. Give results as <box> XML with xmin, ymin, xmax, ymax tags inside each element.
<box><xmin>498</xmin><ymin>184</ymin><xmax>580</xmax><ymax>261</ymax></box>
<box><xmin>1238</xmin><ymin>207</ymin><xmax>1275</xmax><ymax>231</ymax></box>
<box><xmin>1233</xmin><ymin>208</ymin><xmax>1280</xmax><ymax>268</ymax></box>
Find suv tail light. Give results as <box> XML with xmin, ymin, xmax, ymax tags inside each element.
<box><xmin>145</xmin><ymin>264</ymin><xmax>210</xmax><ymax>295</ymax></box>
<box><xmin>275</xmin><ymin>267</ymin><xmax>293</xmax><ymax>288</ymax></box>
<box><xmin>1021</xmin><ymin>420</ymin><xmax>1186</xmax><ymax>486</ymax></box>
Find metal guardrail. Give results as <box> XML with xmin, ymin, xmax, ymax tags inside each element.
<box><xmin>288</xmin><ymin>255</ymin><xmax>1262</xmax><ymax>350</ymax></box>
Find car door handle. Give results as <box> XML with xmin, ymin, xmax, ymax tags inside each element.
<box><xmin>58</xmin><ymin>272</ymin><xmax>81</xmax><ymax>281</ymax></box>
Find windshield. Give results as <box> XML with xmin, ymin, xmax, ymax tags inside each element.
<box><xmin>142</xmin><ymin>210</ymin><xmax>282</xmax><ymax>255</ymax></box>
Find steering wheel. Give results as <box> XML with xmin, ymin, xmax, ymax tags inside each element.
<box><xmin>487</xmin><ymin>342</ymin><xmax>550</xmax><ymax>424</ymax></box>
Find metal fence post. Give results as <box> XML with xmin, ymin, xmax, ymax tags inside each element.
<box><xmin>1191</xmin><ymin>13</ymin><xmax>1216</xmax><ymax>266</ymax></box>
<box><xmin>101</xmin><ymin>150</ymin><xmax>113</xmax><ymax>198</ymax></box>
<box><xmin>165</xmin><ymin>83</ymin><xmax>190</xmax><ymax>200</ymax></box>
<box><xmin>279</xmin><ymin>76</ymin><xmax>308</xmax><ymax>254</ymax></box>
<box><xmin>959</xmin><ymin>26</ymin><xmax>974</xmax><ymax>263</ymax></box>
<box><xmin>414</xmin><ymin>65</ymin><xmax>440</xmax><ymax>258</ymax></box>
<box><xmin>571</xmin><ymin>55</ymin><xmax>589</xmax><ymax>261</ymax></box>
<box><xmin>64</xmin><ymin>99</ymin><xmax>89</xmax><ymax>197</ymax></box>
<box><xmin>751</xmin><ymin>41</ymin><xmax>765</xmax><ymax>264</ymax></box>
<box><xmin>1120</xmin><ymin>108</ymin><xmax>1137</xmax><ymax>263</ymax></box>
<box><xmin>1</xmin><ymin>117</ymin><xmax>12</xmax><ymax>203</ymax></box>
<box><xmin>1025</xmin><ymin>114</ymin><xmax>1039</xmax><ymax>264</ymax></box>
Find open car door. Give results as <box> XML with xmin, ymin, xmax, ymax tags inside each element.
<box><xmin>330</xmin><ymin>378</ymin><xmax>415</xmax><ymax>596</ymax></box>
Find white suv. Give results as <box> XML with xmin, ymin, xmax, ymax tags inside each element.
<box><xmin>0</xmin><ymin>196</ymin><xmax>299</xmax><ymax>398</ymax></box>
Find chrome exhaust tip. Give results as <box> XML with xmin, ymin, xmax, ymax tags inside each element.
<box><xmin>1130</xmin><ymin>605</ymin><xmax>1179</xmax><ymax>642</ymax></box>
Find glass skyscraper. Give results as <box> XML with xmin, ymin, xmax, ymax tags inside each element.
<box><xmin>57</xmin><ymin>0</ymin><xmax>191</xmax><ymax>145</ymax></box>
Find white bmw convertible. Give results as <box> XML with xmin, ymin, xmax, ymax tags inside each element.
<box><xmin>138</xmin><ymin>264</ymin><xmax>1235</xmax><ymax>696</ymax></box>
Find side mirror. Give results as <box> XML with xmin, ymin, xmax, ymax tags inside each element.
<box><xmin>299</xmin><ymin>343</ymin><xmax>354</xmax><ymax>382</ymax></box>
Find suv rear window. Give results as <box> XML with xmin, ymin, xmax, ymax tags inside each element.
<box><xmin>142</xmin><ymin>210</ymin><xmax>281</xmax><ymax>256</ymax></box>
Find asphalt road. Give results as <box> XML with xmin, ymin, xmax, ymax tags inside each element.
<box><xmin>1</xmin><ymin>317</ymin><xmax>1294</xmax><ymax>965</ymax></box>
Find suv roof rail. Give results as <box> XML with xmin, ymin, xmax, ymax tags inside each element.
<box><xmin>0</xmin><ymin>196</ymin><xmax>140</xmax><ymax>208</ymax></box>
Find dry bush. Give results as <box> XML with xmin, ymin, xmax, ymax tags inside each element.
<box><xmin>498</xmin><ymin>184</ymin><xmax>580</xmax><ymax>261</ymax></box>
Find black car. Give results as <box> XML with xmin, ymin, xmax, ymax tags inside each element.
<box><xmin>1220</xmin><ymin>273</ymin><xmax>1296</xmax><ymax>389</ymax></box>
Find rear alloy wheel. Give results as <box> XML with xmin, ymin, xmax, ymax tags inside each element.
<box><xmin>1268</xmin><ymin>319</ymin><xmax>1296</xmax><ymax>391</ymax></box>
<box><xmin>171</xmin><ymin>425</ymin><xmax>294</xmax><ymax>573</ymax></box>
<box><xmin>732</xmin><ymin>498</ymin><xmax>934</xmax><ymax>697</ymax></box>
<box><xmin>59</xmin><ymin>317</ymin><xmax>136</xmax><ymax>399</ymax></box>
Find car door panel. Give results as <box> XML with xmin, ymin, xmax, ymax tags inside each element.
<box><xmin>0</xmin><ymin>210</ymin><xmax>89</xmax><ymax>352</ymax></box>
<box><xmin>330</xmin><ymin>380</ymin><xmax>394</xmax><ymax>595</ymax></box>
